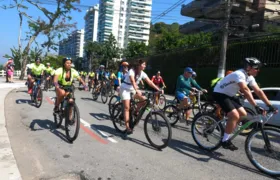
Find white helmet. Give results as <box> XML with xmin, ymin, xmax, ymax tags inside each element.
<box><xmin>244</xmin><ymin>57</ymin><xmax>262</xmax><ymax>68</ymax></box>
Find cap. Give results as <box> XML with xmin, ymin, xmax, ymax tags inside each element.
<box><xmin>184</xmin><ymin>67</ymin><xmax>193</xmax><ymax>73</ymax></box>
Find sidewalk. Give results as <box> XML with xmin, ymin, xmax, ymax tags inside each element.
<box><xmin>0</xmin><ymin>78</ymin><xmax>25</xmax><ymax>180</ymax></box>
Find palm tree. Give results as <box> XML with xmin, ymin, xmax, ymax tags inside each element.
<box><xmin>84</xmin><ymin>41</ymin><xmax>102</xmax><ymax>71</ymax></box>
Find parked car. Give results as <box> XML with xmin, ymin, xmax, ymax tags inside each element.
<box><xmin>244</xmin><ymin>87</ymin><xmax>280</xmax><ymax>127</ymax></box>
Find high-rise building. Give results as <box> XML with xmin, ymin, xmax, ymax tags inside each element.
<box><xmin>98</xmin><ymin>0</ymin><xmax>152</xmax><ymax>48</ymax></box>
<box><xmin>179</xmin><ymin>0</ymin><xmax>280</xmax><ymax>35</ymax></box>
<box><xmin>58</xmin><ymin>29</ymin><xmax>85</xmax><ymax>59</ymax></box>
<box><xmin>84</xmin><ymin>4</ymin><xmax>99</xmax><ymax>42</ymax></box>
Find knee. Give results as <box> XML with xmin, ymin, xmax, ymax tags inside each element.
<box><xmin>228</xmin><ymin>110</ymin><xmax>240</xmax><ymax>120</ymax></box>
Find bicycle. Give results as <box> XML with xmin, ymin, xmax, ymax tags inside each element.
<box><xmin>191</xmin><ymin>109</ymin><xmax>280</xmax><ymax>176</ymax></box>
<box><xmin>108</xmin><ymin>94</ymin><xmax>121</xmax><ymax>117</ymax></box>
<box><xmin>111</xmin><ymin>92</ymin><xmax>172</xmax><ymax>150</ymax></box>
<box><xmin>53</xmin><ymin>86</ymin><xmax>80</xmax><ymax>143</ymax></box>
<box><xmin>30</xmin><ymin>76</ymin><xmax>43</xmax><ymax>108</ymax></box>
<box><xmin>143</xmin><ymin>88</ymin><xmax>167</xmax><ymax>110</ymax></box>
<box><xmin>44</xmin><ymin>75</ymin><xmax>52</xmax><ymax>91</ymax></box>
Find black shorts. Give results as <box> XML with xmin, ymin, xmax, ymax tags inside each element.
<box><xmin>212</xmin><ymin>92</ymin><xmax>242</xmax><ymax>113</ymax></box>
<box><xmin>114</xmin><ymin>84</ymin><xmax>119</xmax><ymax>90</ymax></box>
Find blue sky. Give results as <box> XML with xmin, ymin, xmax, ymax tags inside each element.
<box><xmin>0</xmin><ymin>0</ymin><xmax>193</xmax><ymax>65</ymax></box>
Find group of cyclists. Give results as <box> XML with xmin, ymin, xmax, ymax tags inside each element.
<box><xmin>25</xmin><ymin>56</ymin><xmax>278</xmax><ymax>151</ymax></box>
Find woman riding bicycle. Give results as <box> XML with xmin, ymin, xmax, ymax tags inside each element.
<box><xmin>114</xmin><ymin>61</ymin><xmax>129</xmax><ymax>94</ymax></box>
<box><xmin>120</xmin><ymin>59</ymin><xmax>162</xmax><ymax>134</ymax></box>
<box><xmin>53</xmin><ymin>57</ymin><xmax>87</xmax><ymax>113</ymax></box>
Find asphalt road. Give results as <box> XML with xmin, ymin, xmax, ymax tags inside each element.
<box><xmin>5</xmin><ymin>86</ymin><xmax>276</xmax><ymax>180</ymax></box>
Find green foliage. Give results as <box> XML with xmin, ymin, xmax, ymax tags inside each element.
<box><xmin>4</xmin><ymin>47</ymin><xmax>22</xmax><ymax>69</ymax></box>
<box><xmin>74</xmin><ymin>57</ymin><xmax>83</xmax><ymax>71</ymax></box>
<box><xmin>43</xmin><ymin>55</ymin><xmax>64</xmax><ymax>69</ymax></box>
<box><xmin>101</xmin><ymin>34</ymin><xmax>121</xmax><ymax>68</ymax></box>
<box><xmin>123</xmin><ymin>41</ymin><xmax>148</xmax><ymax>59</ymax></box>
<box><xmin>84</xmin><ymin>41</ymin><xmax>102</xmax><ymax>71</ymax></box>
<box><xmin>0</xmin><ymin>65</ymin><xmax>3</xmax><ymax>70</ymax></box>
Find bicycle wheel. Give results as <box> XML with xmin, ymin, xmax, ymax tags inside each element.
<box><xmin>245</xmin><ymin>127</ymin><xmax>280</xmax><ymax>176</ymax></box>
<box><xmin>158</xmin><ymin>94</ymin><xmax>166</xmax><ymax>110</ymax></box>
<box><xmin>163</xmin><ymin>104</ymin><xmax>180</xmax><ymax>126</ymax></box>
<box><xmin>108</xmin><ymin>95</ymin><xmax>120</xmax><ymax>117</ymax></box>
<box><xmin>92</xmin><ymin>87</ymin><xmax>99</xmax><ymax>101</ymax></box>
<box><xmin>192</xmin><ymin>103</ymin><xmax>201</xmax><ymax>118</ymax></box>
<box><xmin>65</xmin><ymin>103</ymin><xmax>80</xmax><ymax>143</ymax></box>
<box><xmin>111</xmin><ymin>103</ymin><xmax>126</xmax><ymax>133</ymax></box>
<box><xmin>53</xmin><ymin>98</ymin><xmax>63</xmax><ymax>128</ymax></box>
<box><xmin>35</xmin><ymin>87</ymin><xmax>43</xmax><ymax>108</ymax></box>
<box><xmin>101</xmin><ymin>87</ymin><xmax>108</xmax><ymax>104</ymax></box>
<box><xmin>144</xmin><ymin>111</ymin><xmax>172</xmax><ymax>150</ymax></box>
<box><xmin>201</xmin><ymin>102</ymin><xmax>216</xmax><ymax>114</ymax></box>
<box><xmin>191</xmin><ymin>113</ymin><xmax>224</xmax><ymax>151</ymax></box>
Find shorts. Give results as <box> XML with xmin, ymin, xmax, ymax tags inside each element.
<box><xmin>212</xmin><ymin>92</ymin><xmax>242</xmax><ymax>113</ymax></box>
<box><xmin>114</xmin><ymin>84</ymin><xmax>119</xmax><ymax>91</ymax></box>
<box><xmin>7</xmin><ymin>70</ymin><xmax>13</xmax><ymax>76</ymax></box>
<box><xmin>176</xmin><ymin>91</ymin><xmax>190</xmax><ymax>102</ymax></box>
<box><xmin>120</xmin><ymin>87</ymin><xmax>135</xmax><ymax>100</ymax></box>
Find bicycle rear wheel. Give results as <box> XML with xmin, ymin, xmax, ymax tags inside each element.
<box><xmin>35</xmin><ymin>87</ymin><xmax>43</xmax><ymax>108</ymax></box>
<box><xmin>108</xmin><ymin>95</ymin><xmax>120</xmax><ymax>117</ymax></box>
<box><xmin>163</xmin><ymin>104</ymin><xmax>180</xmax><ymax>126</ymax></box>
<box><xmin>144</xmin><ymin>111</ymin><xmax>172</xmax><ymax>150</ymax></box>
<box><xmin>101</xmin><ymin>87</ymin><xmax>108</xmax><ymax>104</ymax></box>
<box><xmin>191</xmin><ymin>113</ymin><xmax>224</xmax><ymax>151</ymax></box>
<box><xmin>245</xmin><ymin>127</ymin><xmax>280</xmax><ymax>176</ymax></box>
<box><xmin>65</xmin><ymin>103</ymin><xmax>80</xmax><ymax>143</ymax></box>
<box><xmin>92</xmin><ymin>87</ymin><xmax>99</xmax><ymax>101</ymax></box>
<box><xmin>111</xmin><ymin>103</ymin><xmax>126</xmax><ymax>133</ymax></box>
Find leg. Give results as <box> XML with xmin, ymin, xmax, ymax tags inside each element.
<box><xmin>54</xmin><ymin>87</ymin><xmax>66</xmax><ymax>111</ymax></box>
<box><xmin>123</xmin><ymin>100</ymin><xmax>131</xmax><ymax>131</ymax></box>
<box><xmin>27</xmin><ymin>75</ymin><xmax>34</xmax><ymax>94</ymax></box>
<box><xmin>134</xmin><ymin>93</ymin><xmax>146</xmax><ymax>113</ymax></box>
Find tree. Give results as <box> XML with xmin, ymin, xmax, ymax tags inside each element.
<box><xmin>101</xmin><ymin>34</ymin><xmax>121</xmax><ymax>68</ymax></box>
<box><xmin>0</xmin><ymin>65</ymin><xmax>3</xmax><ymax>70</ymax></box>
<box><xmin>84</xmin><ymin>41</ymin><xmax>102</xmax><ymax>71</ymax></box>
<box><xmin>43</xmin><ymin>55</ymin><xmax>63</xmax><ymax>69</ymax></box>
<box><xmin>74</xmin><ymin>57</ymin><xmax>83</xmax><ymax>71</ymax></box>
<box><xmin>2</xmin><ymin>0</ymin><xmax>79</xmax><ymax>79</ymax></box>
<box><xmin>123</xmin><ymin>41</ymin><xmax>148</xmax><ymax>59</ymax></box>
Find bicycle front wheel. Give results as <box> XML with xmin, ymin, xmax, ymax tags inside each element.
<box><xmin>158</xmin><ymin>94</ymin><xmax>166</xmax><ymax>110</ymax></box>
<box><xmin>144</xmin><ymin>111</ymin><xmax>172</xmax><ymax>150</ymax></box>
<box><xmin>163</xmin><ymin>104</ymin><xmax>180</xmax><ymax>126</ymax></box>
<box><xmin>35</xmin><ymin>88</ymin><xmax>43</xmax><ymax>108</ymax></box>
<box><xmin>191</xmin><ymin>113</ymin><xmax>224</xmax><ymax>151</ymax></box>
<box><xmin>111</xmin><ymin>103</ymin><xmax>126</xmax><ymax>133</ymax></box>
<box><xmin>92</xmin><ymin>87</ymin><xmax>99</xmax><ymax>101</ymax></box>
<box><xmin>65</xmin><ymin>103</ymin><xmax>80</xmax><ymax>143</ymax></box>
<box><xmin>108</xmin><ymin>95</ymin><xmax>120</xmax><ymax>117</ymax></box>
<box><xmin>101</xmin><ymin>87</ymin><xmax>108</xmax><ymax>104</ymax></box>
<box><xmin>245</xmin><ymin>127</ymin><xmax>280</xmax><ymax>176</ymax></box>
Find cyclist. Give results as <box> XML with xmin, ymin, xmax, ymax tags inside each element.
<box><xmin>151</xmin><ymin>71</ymin><xmax>166</xmax><ymax>105</ymax></box>
<box><xmin>44</xmin><ymin>63</ymin><xmax>53</xmax><ymax>86</ymax></box>
<box><xmin>213</xmin><ymin>57</ymin><xmax>277</xmax><ymax>151</ymax></box>
<box><xmin>53</xmin><ymin>57</ymin><xmax>87</xmax><ymax>113</ymax></box>
<box><xmin>88</xmin><ymin>71</ymin><xmax>95</xmax><ymax>88</ymax></box>
<box><xmin>114</xmin><ymin>61</ymin><xmax>129</xmax><ymax>93</ymax></box>
<box><xmin>27</xmin><ymin>57</ymin><xmax>46</xmax><ymax>94</ymax></box>
<box><xmin>120</xmin><ymin>59</ymin><xmax>162</xmax><ymax>134</ymax></box>
<box><xmin>176</xmin><ymin>67</ymin><xmax>207</xmax><ymax>125</ymax></box>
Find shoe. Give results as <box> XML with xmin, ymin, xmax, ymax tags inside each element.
<box><xmin>221</xmin><ymin>140</ymin><xmax>238</xmax><ymax>151</ymax></box>
<box><xmin>28</xmin><ymin>88</ymin><xmax>32</xmax><ymax>94</ymax></box>
<box><xmin>53</xmin><ymin>106</ymin><xmax>59</xmax><ymax>113</ymax></box>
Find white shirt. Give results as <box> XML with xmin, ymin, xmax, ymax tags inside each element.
<box><xmin>214</xmin><ymin>69</ymin><xmax>257</xmax><ymax>97</ymax></box>
<box><xmin>121</xmin><ymin>69</ymin><xmax>148</xmax><ymax>90</ymax></box>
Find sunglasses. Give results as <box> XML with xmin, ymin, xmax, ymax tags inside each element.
<box><xmin>253</xmin><ymin>67</ymin><xmax>260</xmax><ymax>70</ymax></box>
<box><xmin>65</xmin><ymin>57</ymin><xmax>72</xmax><ymax>60</ymax></box>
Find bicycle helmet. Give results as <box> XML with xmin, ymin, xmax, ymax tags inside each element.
<box><xmin>99</xmin><ymin>65</ymin><xmax>105</xmax><ymax>68</ymax></box>
<box><xmin>192</xmin><ymin>71</ymin><xmax>197</xmax><ymax>77</ymax></box>
<box><xmin>35</xmin><ymin>57</ymin><xmax>41</xmax><ymax>62</ymax></box>
<box><xmin>121</xmin><ymin>61</ymin><xmax>129</xmax><ymax>66</ymax></box>
<box><xmin>46</xmin><ymin>63</ymin><xmax>50</xmax><ymax>66</ymax></box>
<box><xmin>244</xmin><ymin>57</ymin><xmax>262</xmax><ymax>68</ymax></box>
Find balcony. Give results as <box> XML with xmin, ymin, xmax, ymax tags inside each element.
<box><xmin>131</xmin><ymin>0</ymin><xmax>152</xmax><ymax>5</ymax></box>
<box><xmin>179</xmin><ymin>21</ymin><xmax>216</xmax><ymax>34</ymax></box>
<box><xmin>181</xmin><ymin>0</ymin><xmax>207</xmax><ymax>18</ymax></box>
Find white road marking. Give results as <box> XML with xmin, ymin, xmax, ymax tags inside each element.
<box><xmin>80</xmin><ymin>118</ymin><xmax>117</xmax><ymax>143</ymax></box>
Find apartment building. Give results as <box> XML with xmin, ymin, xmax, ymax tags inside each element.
<box><xmin>98</xmin><ymin>0</ymin><xmax>152</xmax><ymax>48</ymax></box>
<box><xmin>179</xmin><ymin>0</ymin><xmax>280</xmax><ymax>34</ymax></box>
<box><xmin>84</xmin><ymin>4</ymin><xmax>99</xmax><ymax>42</ymax></box>
<box><xmin>58</xmin><ymin>29</ymin><xmax>85</xmax><ymax>59</ymax></box>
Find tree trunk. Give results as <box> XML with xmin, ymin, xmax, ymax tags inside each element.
<box><xmin>19</xmin><ymin>33</ymin><xmax>39</xmax><ymax>80</ymax></box>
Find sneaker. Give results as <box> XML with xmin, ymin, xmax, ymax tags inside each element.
<box><xmin>53</xmin><ymin>106</ymin><xmax>59</xmax><ymax>113</ymax></box>
<box><xmin>28</xmin><ymin>88</ymin><xmax>32</xmax><ymax>94</ymax></box>
<box><xmin>221</xmin><ymin>140</ymin><xmax>238</xmax><ymax>151</ymax></box>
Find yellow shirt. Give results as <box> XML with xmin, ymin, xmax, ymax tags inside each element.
<box><xmin>110</xmin><ymin>73</ymin><xmax>116</xmax><ymax>79</ymax></box>
<box><xmin>30</xmin><ymin>63</ymin><xmax>46</xmax><ymax>76</ymax></box>
<box><xmin>55</xmin><ymin>67</ymin><xmax>80</xmax><ymax>86</ymax></box>
<box><xmin>89</xmin><ymin>72</ymin><xmax>95</xmax><ymax>78</ymax></box>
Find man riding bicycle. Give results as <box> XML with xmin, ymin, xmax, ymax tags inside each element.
<box><xmin>213</xmin><ymin>57</ymin><xmax>277</xmax><ymax>151</ymax></box>
<box><xmin>27</xmin><ymin>57</ymin><xmax>46</xmax><ymax>94</ymax></box>
<box><xmin>151</xmin><ymin>71</ymin><xmax>166</xmax><ymax>105</ymax></box>
<box><xmin>176</xmin><ymin>67</ymin><xmax>207</xmax><ymax>125</ymax></box>
<box><xmin>53</xmin><ymin>57</ymin><xmax>87</xmax><ymax>113</ymax></box>
<box><xmin>44</xmin><ymin>63</ymin><xmax>53</xmax><ymax>83</ymax></box>
<box><xmin>88</xmin><ymin>71</ymin><xmax>95</xmax><ymax>88</ymax></box>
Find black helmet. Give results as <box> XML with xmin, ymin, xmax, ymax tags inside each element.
<box><xmin>63</xmin><ymin>57</ymin><xmax>72</xmax><ymax>65</ymax></box>
<box><xmin>35</xmin><ymin>57</ymin><xmax>41</xmax><ymax>62</ymax></box>
<box><xmin>244</xmin><ymin>57</ymin><xmax>262</xmax><ymax>68</ymax></box>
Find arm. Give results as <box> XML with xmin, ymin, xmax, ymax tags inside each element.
<box><xmin>53</xmin><ymin>74</ymin><xmax>60</xmax><ymax>89</ymax></box>
<box><xmin>177</xmin><ymin>77</ymin><xmax>192</xmax><ymax>91</ymax></box>
<box><xmin>190</xmin><ymin>78</ymin><xmax>202</xmax><ymax>90</ymax></box>
<box><xmin>144</xmin><ymin>77</ymin><xmax>160</xmax><ymax>91</ymax></box>
<box><xmin>129</xmin><ymin>75</ymin><xmax>140</xmax><ymax>94</ymax></box>
<box><xmin>77</xmin><ymin>76</ymin><xmax>86</xmax><ymax>86</ymax></box>
<box><xmin>251</xmin><ymin>84</ymin><xmax>271</xmax><ymax>106</ymax></box>
<box><xmin>238</xmin><ymin>82</ymin><xmax>257</xmax><ymax>106</ymax></box>
<box><xmin>161</xmin><ymin>77</ymin><xmax>166</xmax><ymax>87</ymax></box>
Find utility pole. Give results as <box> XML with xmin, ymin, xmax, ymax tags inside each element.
<box><xmin>217</xmin><ymin>0</ymin><xmax>232</xmax><ymax>78</ymax></box>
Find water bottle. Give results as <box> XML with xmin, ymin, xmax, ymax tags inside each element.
<box><xmin>62</xmin><ymin>100</ymin><xmax>67</xmax><ymax>110</ymax></box>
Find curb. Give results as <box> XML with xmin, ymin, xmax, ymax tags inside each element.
<box><xmin>0</xmin><ymin>87</ymin><xmax>23</xmax><ymax>180</ymax></box>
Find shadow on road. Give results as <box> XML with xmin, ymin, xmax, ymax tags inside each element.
<box><xmin>89</xmin><ymin>113</ymin><xmax>110</xmax><ymax>121</ymax></box>
<box><xmin>80</xmin><ymin>97</ymin><xmax>104</xmax><ymax>104</ymax></box>
<box><xmin>15</xmin><ymin>99</ymin><xmax>33</xmax><ymax>105</ymax></box>
<box><xmin>91</xmin><ymin>124</ymin><xmax>160</xmax><ymax>151</ymax></box>
<box><xmin>29</xmin><ymin>119</ymin><xmax>70</xmax><ymax>144</ymax></box>
<box><xmin>15</xmin><ymin>90</ymin><xmax>28</xmax><ymax>93</ymax></box>
<box><xmin>168</xmin><ymin>138</ymin><xmax>278</xmax><ymax>179</ymax></box>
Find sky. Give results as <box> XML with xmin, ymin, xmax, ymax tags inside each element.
<box><xmin>0</xmin><ymin>0</ymin><xmax>193</xmax><ymax>65</ymax></box>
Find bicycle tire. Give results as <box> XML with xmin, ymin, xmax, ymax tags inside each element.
<box><xmin>65</xmin><ymin>103</ymin><xmax>80</xmax><ymax>143</ymax></box>
<box><xmin>191</xmin><ymin>112</ymin><xmax>224</xmax><ymax>151</ymax></box>
<box><xmin>54</xmin><ymin>99</ymin><xmax>63</xmax><ymax>128</ymax></box>
<box><xmin>163</xmin><ymin>104</ymin><xmax>180</xmax><ymax>126</ymax></box>
<box><xmin>35</xmin><ymin>87</ymin><xmax>43</xmax><ymax>108</ymax></box>
<box><xmin>92</xmin><ymin>87</ymin><xmax>99</xmax><ymax>101</ymax></box>
<box><xmin>245</xmin><ymin>126</ymin><xmax>280</xmax><ymax>176</ymax></box>
<box><xmin>111</xmin><ymin>103</ymin><xmax>126</xmax><ymax>133</ymax></box>
<box><xmin>101</xmin><ymin>87</ymin><xmax>108</xmax><ymax>104</ymax></box>
<box><xmin>201</xmin><ymin>102</ymin><xmax>216</xmax><ymax>114</ymax></box>
<box><xmin>144</xmin><ymin>111</ymin><xmax>172</xmax><ymax>150</ymax></box>
<box><xmin>108</xmin><ymin>95</ymin><xmax>120</xmax><ymax>117</ymax></box>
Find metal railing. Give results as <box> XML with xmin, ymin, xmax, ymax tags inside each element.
<box><xmin>0</xmin><ymin>70</ymin><xmax>27</xmax><ymax>77</ymax></box>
